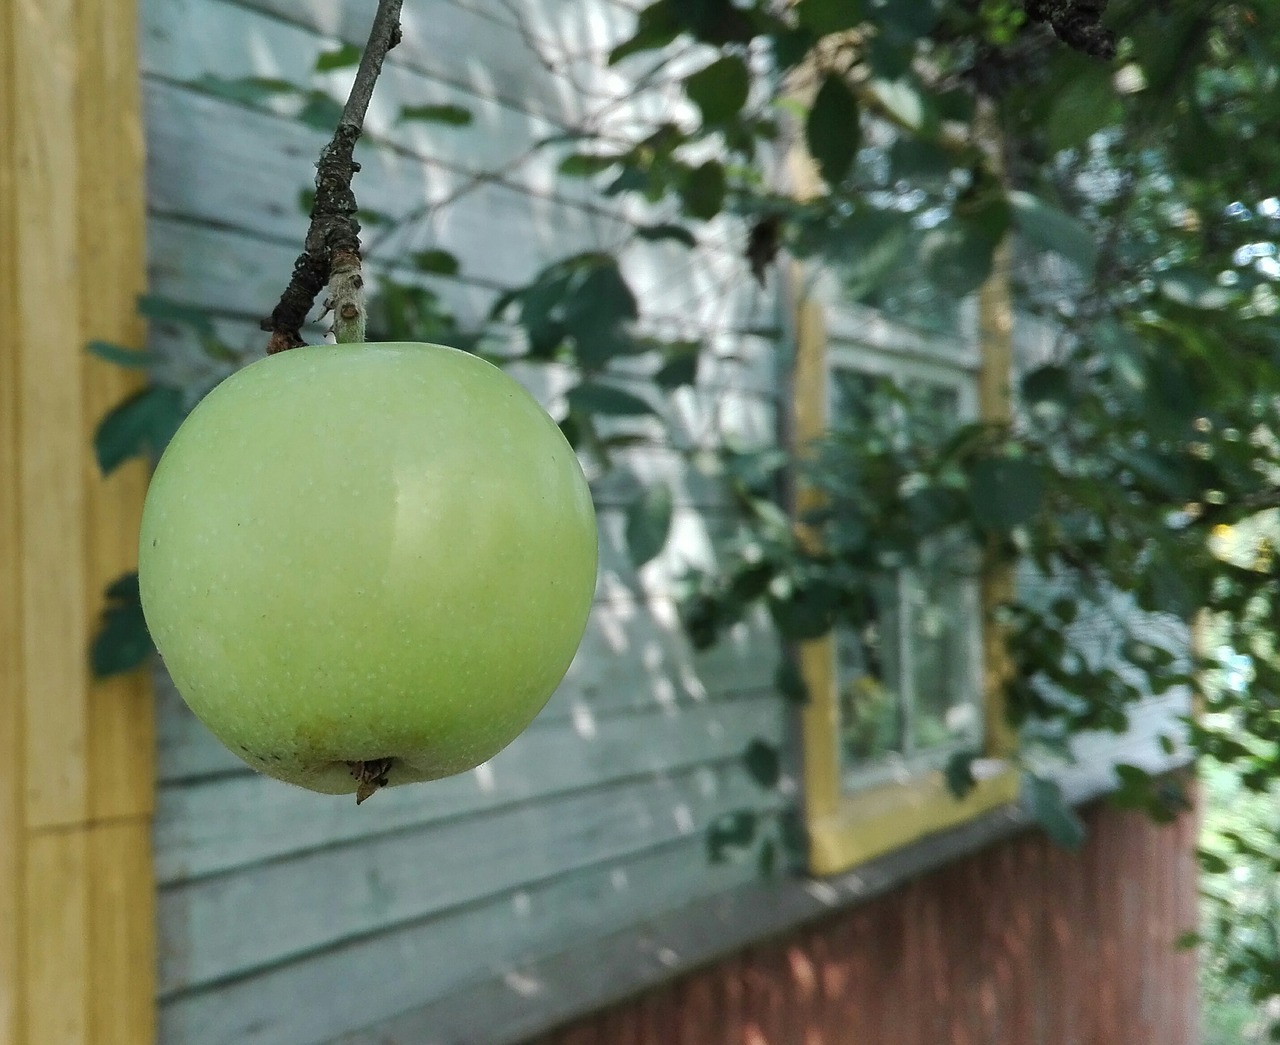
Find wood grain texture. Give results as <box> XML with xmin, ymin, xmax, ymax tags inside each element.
<box><xmin>78</xmin><ymin>0</ymin><xmax>156</xmax><ymax>826</ymax></box>
<box><xmin>534</xmin><ymin>801</ymin><xmax>1200</xmax><ymax>1045</ymax></box>
<box><xmin>1</xmin><ymin>0</ymin><xmax>155</xmax><ymax>1040</ymax></box>
<box><xmin>15</xmin><ymin>0</ymin><xmax>90</xmax><ymax>831</ymax></box>
<box><xmin>0</xmin><ymin>0</ymin><xmax>25</xmax><ymax>1036</ymax></box>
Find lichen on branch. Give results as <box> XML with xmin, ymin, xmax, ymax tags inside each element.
<box><xmin>262</xmin><ymin>0</ymin><xmax>404</xmax><ymax>351</ymax></box>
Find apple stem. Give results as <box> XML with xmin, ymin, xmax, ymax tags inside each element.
<box><xmin>328</xmin><ymin>249</ymin><xmax>368</xmax><ymax>344</ymax></box>
<box><xmin>350</xmin><ymin>757</ymin><xmax>394</xmax><ymax>804</ymax></box>
<box><xmin>260</xmin><ymin>0</ymin><xmax>404</xmax><ymax>352</ymax></box>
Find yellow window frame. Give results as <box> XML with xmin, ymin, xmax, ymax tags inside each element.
<box><xmin>789</xmin><ymin>257</ymin><xmax>1019</xmax><ymax>877</ymax></box>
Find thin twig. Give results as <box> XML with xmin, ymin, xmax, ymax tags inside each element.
<box><xmin>261</xmin><ymin>0</ymin><xmax>405</xmax><ymax>352</ymax></box>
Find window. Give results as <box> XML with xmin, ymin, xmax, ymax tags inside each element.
<box><xmin>827</xmin><ymin>349</ymin><xmax>985</xmax><ymax>794</ymax></box>
<box><xmin>792</xmin><ymin>299</ymin><xmax>1018</xmax><ymax>877</ymax></box>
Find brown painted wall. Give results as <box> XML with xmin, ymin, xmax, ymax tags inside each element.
<box><xmin>533</xmin><ymin>801</ymin><xmax>1199</xmax><ymax>1045</ymax></box>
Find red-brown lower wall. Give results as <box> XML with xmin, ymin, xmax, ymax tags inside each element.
<box><xmin>534</xmin><ymin>801</ymin><xmax>1199</xmax><ymax>1045</ymax></box>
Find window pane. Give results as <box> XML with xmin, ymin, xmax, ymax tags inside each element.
<box><xmin>904</xmin><ymin>378</ymin><xmax>961</xmax><ymax>440</ymax></box>
<box><xmin>836</xmin><ymin>575</ymin><xmax>905</xmax><ymax>768</ymax></box>
<box><xmin>831</xmin><ymin>367</ymin><xmax>889</xmax><ymax>433</ymax></box>
<box><xmin>905</xmin><ymin>554</ymin><xmax>982</xmax><ymax>752</ymax></box>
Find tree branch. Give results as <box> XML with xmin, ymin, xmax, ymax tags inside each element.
<box><xmin>261</xmin><ymin>0</ymin><xmax>404</xmax><ymax>352</ymax></box>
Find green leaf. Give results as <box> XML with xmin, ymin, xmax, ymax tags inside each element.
<box><xmin>684</xmin><ymin>55</ymin><xmax>750</xmax><ymax>125</ymax></box>
<box><xmin>1025</xmin><ymin>774</ymin><xmax>1085</xmax><ymax>850</ymax></box>
<box><xmin>610</xmin><ymin>0</ymin><xmax>681</xmax><ymax>64</ymax></box>
<box><xmin>743</xmin><ymin>738</ymin><xmax>782</xmax><ymax>789</ymax></box>
<box><xmin>877</xmin><ymin>0</ymin><xmax>938</xmax><ymax>40</ymax></box>
<box><xmin>410</xmin><ymin>249</ymin><xmax>460</xmax><ymax>275</ymax></box>
<box><xmin>796</xmin><ymin>0</ymin><xmax>865</xmax><ymax>36</ymax></box>
<box><xmin>775</xmin><ymin>656</ymin><xmax>808</xmax><ymax>703</ymax></box>
<box><xmin>399</xmin><ymin>103</ymin><xmax>473</xmax><ymax>126</ymax></box>
<box><xmin>297</xmin><ymin>91</ymin><xmax>345</xmax><ymax>131</ymax></box>
<box><xmin>567</xmin><ymin>381</ymin><xmax>656</xmax><ymax>417</ymax></box>
<box><xmin>189</xmin><ymin>74</ymin><xmax>300</xmax><ymax>106</ymax></box>
<box><xmin>136</xmin><ymin>295</ymin><xmax>215</xmax><ymax>335</ymax></box>
<box><xmin>559</xmin><ymin>153</ymin><xmax>620</xmax><ymax>177</ymax></box>
<box><xmin>87</xmin><ymin>340</ymin><xmax>153</xmax><ymax>369</ymax></box>
<box><xmin>1047</xmin><ymin>67</ymin><xmax>1121</xmax><ymax>153</ymax></box>
<box><xmin>945</xmin><ymin>750</ymin><xmax>978</xmax><ymax>799</ymax></box>
<box><xmin>806</xmin><ymin>74</ymin><xmax>860</xmax><ymax>186</ymax></box>
<box><xmin>967</xmin><ymin>457</ymin><xmax>1045</xmax><ymax>531</ymax></box>
<box><xmin>566</xmin><ymin>261</ymin><xmax>638</xmax><ymax>330</ymax></box>
<box><xmin>707</xmin><ymin>808</ymin><xmax>758</xmax><ymax>861</ymax></box>
<box><xmin>314</xmin><ymin>42</ymin><xmax>362</xmax><ymax>71</ymax></box>
<box><xmin>636</xmin><ymin>222</ymin><xmax>697</xmax><ymax>248</ymax></box>
<box><xmin>624</xmin><ymin>483</ymin><xmax>673</xmax><ymax>567</ymax></box>
<box><xmin>757</xmin><ymin>837</ymin><xmax>778</xmax><ymax>876</ymax></box>
<box><xmin>94</xmin><ymin>385</ymin><xmax>186</xmax><ymax>475</ymax></box>
<box><xmin>1021</xmin><ymin>364</ymin><xmax>1072</xmax><ymax>405</ymax></box>
<box><xmin>1198</xmin><ymin>849</ymin><xmax>1230</xmax><ymax>874</ymax></box>
<box><xmin>919</xmin><ymin>193</ymin><xmax>1010</xmax><ymax>297</ymax></box>
<box><xmin>865</xmin><ymin>75</ymin><xmax>934</xmax><ymax>135</ymax></box>
<box><xmin>768</xmin><ymin>578</ymin><xmax>839</xmax><ymax>640</ymax></box>
<box><xmin>1009</xmin><ymin>191</ymin><xmax>1098</xmax><ymax>273</ymax></box>
<box><xmin>91</xmin><ymin>571</ymin><xmax>154</xmax><ymax>677</ymax></box>
<box><xmin>837</xmin><ymin>209</ymin><xmax>912</xmax><ymax>300</ymax></box>
<box><xmin>771</xmin><ymin>27</ymin><xmax>817</xmax><ymax>71</ymax></box>
<box><xmin>679</xmin><ymin>160</ymin><xmax>726</xmax><ymax>220</ymax></box>
<box><xmin>653</xmin><ymin>340</ymin><xmax>700</xmax><ymax>388</ymax></box>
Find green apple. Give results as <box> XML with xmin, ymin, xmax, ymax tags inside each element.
<box><xmin>139</xmin><ymin>342</ymin><xmax>597</xmax><ymax>802</ymax></box>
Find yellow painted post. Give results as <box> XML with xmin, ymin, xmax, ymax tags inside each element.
<box><xmin>1</xmin><ymin>0</ymin><xmax>155</xmax><ymax>1041</ymax></box>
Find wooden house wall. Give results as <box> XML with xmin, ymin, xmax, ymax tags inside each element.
<box><xmin>533</xmin><ymin>800</ymin><xmax>1200</xmax><ymax>1045</ymax></box>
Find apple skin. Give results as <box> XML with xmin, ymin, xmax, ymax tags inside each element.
<box><xmin>138</xmin><ymin>342</ymin><xmax>598</xmax><ymax>797</ymax></box>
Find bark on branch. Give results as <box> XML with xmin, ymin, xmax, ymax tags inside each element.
<box><xmin>261</xmin><ymin>0</ymin><xmax>404</xmax><ymax>352</ymax></box>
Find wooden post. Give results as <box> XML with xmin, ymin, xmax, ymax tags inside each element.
<box><xmin>1</xmin><ymin>0</ymin><xmax>155</xmax><ymax>1042</ymax></box>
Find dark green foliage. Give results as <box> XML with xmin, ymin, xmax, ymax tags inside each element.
<box><xmin>91</xmin><ymin>572</ymin><xmax>154</xmax><ymax>677</ymax></box>
<box><xmin>944</xmin><ymin>750</ymin><xmax>978</xmax><ymax>799</ymax></box>
<box><xmin>742</xmin><ymin>738</ymin><xmax>782</xmax><ymax>788</ymax></box>
<box><xmin>1025</xmin><ymin>774</ymin><xmax>1085</xmax><ymax>850</ymax></box>
<box><xmin>409</xmin><ymin>249</ymin><xmax>460</xmax><ymax>275</ymax></box>
<box><xmin>314</xmin><ymin>43</ymin><xmax>362</xmax><ymax>71</ymax></box>
<box><xmin>93</xmin><ymin>385</ymin><xmax>185</xmax><ymax>475</ymax></box>
<box><xmin>685</xmin><ymin>56</ymin><xmax>750</xmax><ymax>125</ymax></box>
<box><xmin>806</xmin><ymin>75</ymin><xmax>860</xmax><ymax>186</ymax></box>
<box><xmin>567</xmin><ymin>381</ymin><xmax>655</xmax><ymax>417</ymax></box>
<box><xmin>624</xmin><ymin>483</ymin><xmax>673</xmax><ymax>567</ymax></box>
<box><xmin>87</xmin><ymin>341</ymin><xmax>154</xmax><ymax>369</ymax></box>
<box><xmin>398</xmin><ymin>104</ymin><xmax>473</xmax><ymax>126</ymax></box>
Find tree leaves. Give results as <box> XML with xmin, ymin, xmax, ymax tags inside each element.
<box><xmin>1009</xmin><ymin>190</ymin><xmax>1098</xmax><ymax>273</ymax></box>
<box><xmin>685</xmin><ymin>55</ymin><xmax>749</xmax><ymax>125</ymax></box>
<box><xmin>636</xmin><ymin>222</ymin><xmax>697</xmax><ymax>248</ymax></box>
<box><xmin>399</xmin><ymin>103</ymin><xmax>473</xmax><ymax>126</ymax></box>
<box><xmin>796</xmin><ymin>0</ymin><xmax>865</xmax><ymax>36</ymax></box>
<box><xmin>967</xmin><ymin>457</ymin><xmax>1046</xmax><ymax>531</ymax></box>
<box><xmin>679</xmin><ymin>160</ymin><xmax>727</xmax><ymax>220</ymax></box>
<box><xmin>314</xmin><ymin>43</ymin><xmax>362</xmax><ymax>71</ymax></box>
<box><xmin>567</xmin><ymin>381</ymin><xmax>655</xmax><ymax>417</ymax></box>
<box><xmin>624</xmin><ymin>482</ymin><xmax>673</xmax><ymax>567</ymax></box>
<box><xmin>806</xmin><ymin>74</ymin><xmax>860</xmax><ymax>186</ymax></box>
<box><xmin>94</xmin><ymin>385</ymin><xmax>185</xmax><ymax>475</ymax></box>
<box><xmin>410</xmin><ymin>249</ymin><xmax>460</xmax><ymax>275</ymax></box>
<box><xmin>91</xmin><ymin>572</ymin><xmax>154</xmax><ymax>678</ymax></box>
<box><xmin>1025</xmin><ymin>774</ymin><xmax>1085</xmax><ymax>850</ymax></box>
<box><xmin>87</xmin><ymin>340</ymin><xmax>153</xmax><ymax>369</ymax></box>
<box><xmin>743</xmin><ymin>738</ymin><xmax>782</xmax><ymax>788</ymax></box>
